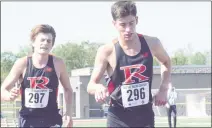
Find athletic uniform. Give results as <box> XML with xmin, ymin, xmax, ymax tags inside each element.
<box><xmin>19</xmin><ymin>55</ymin><xmax>62</xmax><ymax>127</ymax></box>
<box><xmin>106</xmin><ymin>34</ymin><xmax>155</xmax><ymax>127</ymax></box>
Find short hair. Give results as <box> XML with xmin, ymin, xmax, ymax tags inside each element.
<box><xmin>111</xmin><ymin>0</ymin><xmax>137</xmax><ymax>21</ymax></box>
<box><xmin>30</xmin><ymin>24</ymin><xmax>56</xmax><ymax>52</ymax></box>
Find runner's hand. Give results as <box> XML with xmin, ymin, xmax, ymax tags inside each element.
<box><xmin>95</xmin><ymin>84</ymin><xmax>109</xmax><ymax>103</ymax></box>
<box><xmin>9</xmin><ymin>87</ymin><xmax>19</xmax><ymax>101</ymax></box>
<box><xmin>63</xmin><ymin>115</ymin><xmax>73</xmax><ymax>128</ymax></box>
<box><xmin>153</xmin><ymin>87</ymin><xmax>168</xmax><ymax>106</ymax></box>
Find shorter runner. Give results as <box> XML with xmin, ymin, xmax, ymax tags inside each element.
<box><xmin>1</xmin><ymin>24</ymin><xmax>73</xmax><ymax>127</ymax></box>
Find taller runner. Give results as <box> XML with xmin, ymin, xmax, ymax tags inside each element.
<box><xmin>1</xmin><ymin>24</ymin><xmax>73</xmax><ymax>127</ymax></box>
<box><xmin>87</xmin><ymin>1</ymin><xmax>172</xmax><ymax>127</ymax></box>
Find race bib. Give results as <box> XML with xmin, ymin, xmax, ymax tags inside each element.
<box><xmin>121</xmin><ymin>82</ymin><xmax>149</xmax><ymax>108</ymax></box>
<box><xmin>25</xmin><ymin>88</ymin><xmax>50</xmax><ymax>108</ymax></box>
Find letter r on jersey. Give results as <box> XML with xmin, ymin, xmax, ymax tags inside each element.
<box><xmin>27</xmin><ymin>77</ymin><xmax>49</xmax><ymax>89</ymax></box>
<box><xmin>120</xmin><ymin>64</ymin><xmax>149</xmax><ymax>84</ymax></box>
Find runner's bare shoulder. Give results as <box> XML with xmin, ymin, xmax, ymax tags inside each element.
<box><xmin>142</xmin><ymin>34</ymin><xmax>162</xmax><ymax>55</ymax></box>
<box><xmin>51</xmin><ymin>55</ymin><xmax>66</xmax><ymax>78</ymax></box>
<box><xmin>14</xmin><ymin>56</ymin><xmax>28</xmax><ymax>71</ymax></box>
<box><xmin>51</xmin><ymin>55</ymin><xmax>63</xmax><ymax>63</ymax></box>
<box><xmin>51</xmin><ymin>55</ymin><xmax>65</xmax><ymax>68</ymax></box>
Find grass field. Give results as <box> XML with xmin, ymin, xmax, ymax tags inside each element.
<box><xmin>72</xmin><ymin>117</ymin><xmax>211</xmax><ymax>127</ymax></box>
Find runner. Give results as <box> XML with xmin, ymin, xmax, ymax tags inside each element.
<box><xmin>1</xmin><ymin>24</ymin><xmax>73</xmax><ymax>127</ymax></box>
<box><xmin>87</xmin><ymin>1</ymin><xmax>172</xmax><ymax>127</ymax></box>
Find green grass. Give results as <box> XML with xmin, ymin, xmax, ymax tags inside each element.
<box><xmin>72</xmin><ymin>117</ymin><xmax>211</xmax><ymax>127</ymax></box>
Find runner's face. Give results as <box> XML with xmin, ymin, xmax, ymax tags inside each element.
<box><xmin>32</xmin><ymin>33</ymin><xmax>53</xmax><ymax>55</ymax></box>
<box><xmin>113</xmin><ymin>15</ymin><xmax>138</xmax><ymax>42</ymax></box>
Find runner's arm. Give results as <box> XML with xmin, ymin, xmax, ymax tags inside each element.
<box><xmin>59</xmin><ymin>59</ymin><xmax>73</xmax><ymax>117</ymax></box>
<box><xmin>1</xmin><ymin>58</ymin><xmax>25</xmax><ymax>101</ymax></box>
<box><xmin>87</xmin><ymin>45</ymin><xmax>109</xmax><ymax>95</ymax></box>
<box><xmin>152</xmin><ymin>38</ymin><xmax>172</xmax><ymax>90</ymax></box>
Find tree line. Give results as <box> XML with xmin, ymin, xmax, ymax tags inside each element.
<box><xmin>1</xmin><ymin>41</ymin><xmax>211</xmax><ymax>83</ymax></box>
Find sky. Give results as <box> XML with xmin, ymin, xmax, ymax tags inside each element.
<box><xmin>1</xmin><ymin>1</ymin><xmax>211</xmax><ymax>56</ymax></box>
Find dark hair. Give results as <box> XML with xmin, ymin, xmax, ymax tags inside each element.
<box><xmin>111</xmin><ymin>0</ymin><xmax>137</xmax><ymax>21</ymax></box>
<box><xmin>30</xmin><ymin>24</ymin><xmax>56</xmax><ymax>52</ymax></box>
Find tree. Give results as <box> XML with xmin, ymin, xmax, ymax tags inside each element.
<box><xmin>189</xmin><ymin>52</ymin><xmax>207</xmax><ymax>65</ymax></box>
<box><xmin>81</xmin><ymin>41</ymin><xmax>102</xmax><ymax>67</ymax></box>
<box><xmin>204</xmin><ymin>51</ymin><xmax>211</xmax><ymax>65</ymax></box>
<box><xmin>16</xmin><ymin>45</ymin><xmax>32</xmax><ymax>58</ymax></box>
<box><xmin>52</xmin><ymin>41</ymin><xmax>102</xmax><ymax>74</ymax></box>
<box><xmin>1</xmin><ymin>52</ymin><xmax>18</xmax><ymax>83</ymax></box>
<box><xmin>171</xmin><ymin>49</ymin><xmax>188</xmax><ymax>65</ymax></box>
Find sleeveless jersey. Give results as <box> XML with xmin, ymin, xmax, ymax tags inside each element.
<box><xmin>19</xmin><ymin>55</ymin><xmax>59</xmax><ymax>117</ymax></box>
<box><xmin>106</xmin><ymin>34</ymin><xmax>154</xmax><ymax>111</ymax></box>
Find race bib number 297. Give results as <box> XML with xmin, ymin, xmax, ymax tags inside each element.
<box><xmin>121</xmin><ymin>82</ymin><xmax>149</xmax><ymax>108</ymax></box>
<box><xmin>25</xmin><ymin>88</ymin><xmax>50</xmax><ymax>108</ymax></box>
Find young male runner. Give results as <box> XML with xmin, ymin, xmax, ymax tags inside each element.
<box><xmin>1</xmin><ymin>24</ymin><xmax>73</xmax><ymax>127</ymax></box>
<box><xmin>87</xmin><ymin>1</ymin><xmax>172</xmax><ymax>127</ymax></box>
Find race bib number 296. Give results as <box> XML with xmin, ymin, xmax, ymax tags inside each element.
<box><xmin>121</xmin><ymin>82</ymin><xmax>149</xmax><ymax>108</ymax></box>
<box><xmin>25</xmin><ymin>88</ymin><xmax>50</xmax><ymax>108</ymax></box>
